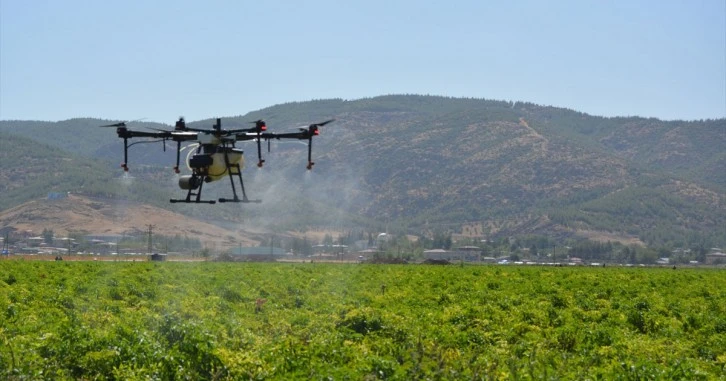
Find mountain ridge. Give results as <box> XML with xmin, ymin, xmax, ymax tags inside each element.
<box><xmin>1</xmin><ymin>95</ymin><xmax>724</xmax><ymax>247</ymax></box>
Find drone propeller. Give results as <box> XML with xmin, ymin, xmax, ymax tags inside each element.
<box><xmin>290</xmin><ymin>119</ymin><xmax>335</xmax><ymax>131</ymax></box>
<box><xmin>301</xmin><ymin>119</ymin><xmax>334</xmax><ymax>169</ymax></box>
<box><xmin>99</xmin><ymin>118</ymin><xmax>148</xmax><ymax>128</ymax></box>
<box><xmin>310</xmin><ymin>119</ymin><xmax>335</xmax><ymax>128</ymax></box>
<box><xmin>242</xmin><ymin>120</ymin><xmax>266</xmax><ymax>167</ymax></box>
<box><xmin>100</xmin><ymin>122</ymin><xmax>127</xmax><ymax>128</ymax></box>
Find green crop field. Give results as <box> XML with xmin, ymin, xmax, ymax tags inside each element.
<box><xmin>0</xmin><ymin>261</ymin><xmax>724</xmax><ymax>380</ymax></box>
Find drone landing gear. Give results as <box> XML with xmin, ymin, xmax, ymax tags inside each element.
<box><xmin>169</xmin><ymin>163</ymin><xmax>261</xmax><ymax>204</ymax></box>
<box><xmin>170</xmin><ymin>175</ymin><xmax>217</xmax><ymax>204</ymax></box>
<box><xmin>218</xmin><ymin>198</ymin><xmax>262</xmax><ymax>203</ymax></box>
<box><xmin>170</xmin><ymin>199</ymin><xmax>216</xmax><ymax>204</ymax></box>
<box><xmin>219</xmin><ymin>163</ymin><xmax>261</xmax><ymax>204</ymax></box>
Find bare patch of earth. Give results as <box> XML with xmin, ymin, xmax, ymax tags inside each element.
<box><xmin>0</xmin><ymin>194</ymin><xmax>258</xmax><ymax>246</ymax></box>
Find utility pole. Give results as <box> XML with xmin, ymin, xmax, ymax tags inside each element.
<box><xmin>147</xmin><ymin>224</ymin><xmax>155</xmax><ymax>255</ymax></box>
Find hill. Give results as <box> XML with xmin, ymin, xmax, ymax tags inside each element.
<box><xmin>0</xmin><ymin>194</ymin><xmax>259</xmax><ymax>247</ymax></box>
<box><xmin>0</xmin><ymin>133</ymin><xmax>118</xmax><ymax>211</ymax></box>
<box><xmin>0</xmin><ymin>132</ymin><xmax>177</xmax><ymax>212</ymax></box>
<box><xmin>1</xmin><ymin>95</ymin><xmax>724</xmax><ymax>248</ymax></box>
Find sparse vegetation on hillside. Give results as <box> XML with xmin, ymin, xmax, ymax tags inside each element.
<box><xmin>1</xmin><ymin>95</ymin><xmax>724</xmax><ymax>247</ymax></box>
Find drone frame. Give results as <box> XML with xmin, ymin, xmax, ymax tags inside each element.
<box><xmin>103</xmin><ymin>117</ymin><xmax>334</xmax><ymax>204</ymax></box>
<box><xmin>170</xmin><ymin>139</ymin><xmax>261</xmax><ymax>205</ymax></box>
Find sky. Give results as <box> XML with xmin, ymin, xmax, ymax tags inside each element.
<box><xmin>1</xmin><ymin>0</ymin><xmax>724</xmax><ymax>123</ymax></box>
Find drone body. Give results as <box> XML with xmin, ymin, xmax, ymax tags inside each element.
<box><xmin>102</xmin><ymin>117</ymin><xmax>334</xmax><ymax>204</ymax></box>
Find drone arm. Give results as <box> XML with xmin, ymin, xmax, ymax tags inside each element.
<box><xmin>268</xmin><ymin>131</ymin><xmax>307</xmax><ymax>140</ymax></box>
<box><xmin>122</xmin><ymin>137</ymin><xmax>129</xmax><ymax>171</ymax></box>
<box><xmin>256</xmin><ymin>129</ymin><xmax>319</xmax><ymax>170</ymax></box>
<box><xmin>114</xmin><ymin>127</ymin><xmax>178</xmax><ymax>172</ymax></box>
<box><xmin>233</xmin><ymin>120</ymin><xmax>329</xmax><ymax>170</ymax></box>
<box><xmin>256</xmin><ymin>132</ymin><xmax>264</xmax><ymax>167</ymax></box>
<box><xmin>307</xmin><ymin>135</ymin><xmax>314</xmax><ymax>170</ymax></box>
<box><xmin>174</xmin><ymin>141</ymin><xmax>181</xmax><ymax>173</ymax></box>
<box><xmin>122</xmin><ymin>130</ymin><xmax>172</xmax><ymax>139</ymax></box>
<box><xmin>233</xmin><ymin>133</ymin><xmax>257</xmax><ymax>142</ymax></box>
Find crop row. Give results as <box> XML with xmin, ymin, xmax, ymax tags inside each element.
<box><xmin>1</xmin><ymin>261</ymin><xmax>724</xmax><ymax>379</ymax></box>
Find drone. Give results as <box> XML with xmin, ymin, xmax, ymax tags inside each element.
<box><xmin>102</xmin><ymin>117</ymin><xmax>334</xmax><ymax>204</ymax></box>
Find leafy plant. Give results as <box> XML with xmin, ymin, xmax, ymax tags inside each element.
<box><xmin>0</xmin><ymin>261</ymin><xmax>723</xmax><ymax>379</ymax></box>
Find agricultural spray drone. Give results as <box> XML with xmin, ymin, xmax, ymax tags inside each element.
<box><xmin>102</xmin><ymin>117</ymin><xmax>334</xmax><ymax>204</ymax></box>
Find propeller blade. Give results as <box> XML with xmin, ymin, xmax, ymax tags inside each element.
<box><xmin>311</xmin><ymin>119</ymin><xmax>335</xmax><ymax>128</ymax></box>
<box><xmin>100</xmin><ymin>122</ymin><xmax>126</xmax><ymax>128</ymax></box>
<box><xmin>100</xmin><ymin>118</ymin><xmax>147</xmax><ymax>128</ymax></box>
<box><xmin>290</xmin><ymin>119</ymin><xmax>335</xmax><ymax>130</ymax></box>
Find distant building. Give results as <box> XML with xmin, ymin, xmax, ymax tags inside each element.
<box><xmin>26</xmin><ymin>237</ymin><xmax>44</xmax><ymax>247</ymax></box>
<box><xmin>376</xmin><ymin>233</ymin><xmax>392</xmax><ymax>248</ymax></box>
<box><xmin>423</xmin><ymin>246</ymin><xmax>484</xmax><ymax>262</ymax></box>
<box><xmin>454</xmin><ymin>246</ymin><xmax>482</xmax><ymax>261</ymax></box>
<box><xmin>356</xmin><ymin>248</ymin><xmax>380</xmax><ymax>260</ymax></box>
<box><xmin>230</xmin><ymin>247</ymin><xmax>288</xmax><ymax>258</ymax></box>
<box><xmin>312</xmin><ymin>244</ymin><xmax>348</xmax><ymax>255</ymax></box>
<box><xmin>705</xmin><ymin>252</ymin><xmax>726</xmax><ymax>265</ymax></box>
<box><xmin>423</xmin><ymin>249</ymin><xmax>456</xmax><ymax>261</ymax></box>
